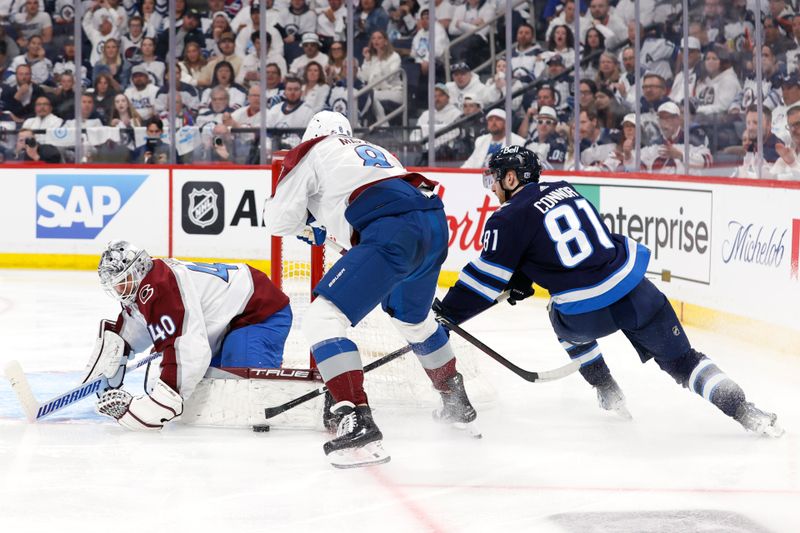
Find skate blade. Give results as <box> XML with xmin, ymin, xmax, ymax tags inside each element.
<box><xmin>329</xmin><ymin>441</ymin><xmax>391</xmax><ymax>469</ymax></box>
<box><xmin>612</xmin><ymin>405</ymin><xmax>633</xmax><ymax>420</ymax></box>
<box><xmin>452</xmin><ymin>420</ymin><xmax>483</xmax><ymax>439</ymax></box>
<box><xmin>757</xmin><ymin>421</ymin><xmax>785</xmax><ymax>438</ymax></box>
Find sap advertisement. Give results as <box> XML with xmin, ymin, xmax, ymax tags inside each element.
<box><xmin>0</xmin><ymin>169</ymin><xmax>168</xmax><ymax>255</ymax></box>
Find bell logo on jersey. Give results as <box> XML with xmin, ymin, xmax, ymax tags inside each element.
<box><xmin>182</xmin><ymin>181</ymin><xmax>225</xmax><ymax>235</ymax></box>
<box><xmin>36</xmin><ymin>174</ymin><xmax>148</xmax><ymax>239</ymax></box>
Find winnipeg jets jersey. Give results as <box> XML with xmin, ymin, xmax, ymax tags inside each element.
<box><xmin>112</xmin><ymin>259</ymin><xmax>289</xmax><ymax>400</ymax></box>
<box><xmin>441</xmin><ymin>181</ymin><xmax>650</xmax><ymax>323</ymax></box>
<box><xmin>263</xmin><ymin>135</ymin><xmax>410</xmax><ymax>247</ymax></box>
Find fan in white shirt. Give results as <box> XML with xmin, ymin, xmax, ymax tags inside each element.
<box><xmin>462</xmin><ymin>109</ymin><xmax>526</xmax><ymax>169</ymax></box>
<box><xmin>124</xmin><ymin>64</ymin><xmax>159</xmax><ymax>120</ymax></box>
<box><xmin>289</xmin><ymin>33</ymin><xmax>330</xmax><ymax>77</ymax></box>
<box><xmin>266</xmin><ymin>76</ymin><xmax>314</xmax><ymax>148</ymax></box>
<box><xmin>21</xmin><ymin>95</ymin><xmax>63</xmax><ymax>139</ymax></box>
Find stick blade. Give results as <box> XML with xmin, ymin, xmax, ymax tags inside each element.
<box><xmin>4</xmin><ymin>361</ymin><xmax>40</xmax><ymax>422</ymax></box>
<box><xmin>535</xmin><ymin>360</ymin><xmax>581</xmax><ymax>382</ymax></box>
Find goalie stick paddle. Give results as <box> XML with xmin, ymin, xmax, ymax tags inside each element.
<box><xmin>436</xmin><ymin>316</ymin><xmax>592</xmax><ymax>382</ymax></box>
<box><xmin>264</xmin><ymin>344</ymin><xmax>412</xmax><ymax>419</ymax></box>
<box><xmin>3</xmin><ymin>352</ymin><xmax>163</xmax><ymax>422</ymax></box>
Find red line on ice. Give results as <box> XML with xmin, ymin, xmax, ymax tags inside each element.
<box><xmin>397</xmin><ymin>483</ymin><xmax>800</xmax><ymax>496</ymax></box>
<box><xmin>367</xmin><ymin>466</ymin><xmax>450</xmax><ymax>533</ymax></box>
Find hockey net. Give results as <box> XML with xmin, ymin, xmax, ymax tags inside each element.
<box><xmin>181</xmin><ymin>153</ymin><xmax>496</xmax><ymax>429</ymax></box>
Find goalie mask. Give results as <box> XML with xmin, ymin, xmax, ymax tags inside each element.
<box><xmin>98</xmin><ymin>240</ymin><xmax>153</xmax><ymax>305</ymax></box>
<box><xmin>484</xmin><ymin>145</ymin><xmax>542</xmax><ymax>190</ymax></box>
<box><xmin>301</xmin><ymin>110</ymin><xmax>353</xmax><ymax>143</ymax></box>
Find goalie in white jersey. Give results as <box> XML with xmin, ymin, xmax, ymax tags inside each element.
<box><xmin>263</xmin><ymin>111</ymin><xmax>478</xmax><ymax>468</ymax></box>
<box><xmin>89</xmin><ymin>241</ymin><xmax>292</xmax><ymax>431</ymax></box>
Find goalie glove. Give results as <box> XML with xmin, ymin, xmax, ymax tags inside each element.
<box><xmin>506</xmin><ymin>271</ymin><xmax>535</xmax><ymax>306</ymax></box>
<box><xmin>297</xmin><ymin>214</ymin><xmax>327</xmax><ymax>246</ymax></box>
<box><xmin>81</xmin><ymin>321</ymin><xmax>131</xmax><ymax>391</ymax></box>
<box><xmin>96</xmin><ymin>380</ymin><xmax>184</xmax><ymax>431</ymax></box>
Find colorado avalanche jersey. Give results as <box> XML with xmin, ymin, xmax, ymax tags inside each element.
<box><xmin>112</xmin><ymin>259</ymin><xmax>289</xmax><ymax>399</ymax></box>
<box><xmin>441</xmin><ymin>181</ymin><xmax>651</xmax><ymax>323</ymax></box>
<box><xmin>264</xmin><ymin>135</ymin><xmax>417</xmax><ymax>247</ymax></box>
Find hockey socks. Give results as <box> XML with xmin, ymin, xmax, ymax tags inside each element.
<box><xmin>560</xmin><ymin>339</ymin><xmax>603</xmax><ymax>376</ymax></box>
<box><xmin>311</xmin><ymin>337</ymin><xmax>368</xmax><ymax>405</ymax></box>
<box><xmin>658</xmin><ymin>349</ymin><xmax>744</xmax><ymax>417</ymax></box>
<box><xmin>659</xmin><ymin>349</ymin><xmax>783</xmax><ymax>436</ymax></box>
<box><xmin>561</xmin><ymin>339</ymin><xmax>631</xmax><ymax>419</ymax></box>
<box><xmin>425</xmin><ymin>359</ymin><xmax>457</xmax><ymax>392</ymax></box>
<box><xmin>409</xmin><ymin>324</ymin><xmax>458</xmax><ymax>391</ymax></box>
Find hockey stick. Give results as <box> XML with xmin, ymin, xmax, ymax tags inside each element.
<box><xmin>264</xmin><ymin>344</ymin><xmax>412</xmax><ymax>419</ymax></box>
<box><xmin>3</xmin><ymin>352</ymin><xmax>163</xmax><ymax>422</ymax></box>
<box><xmin>436</xmin><ymin>316</ymin><xmax>593</xmax><ymax>382</ymax></box>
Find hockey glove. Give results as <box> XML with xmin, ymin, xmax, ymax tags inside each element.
<box><xmin>81</xmin><ymin>324</ymin><xmax>130</xmax><ymax>392</ymax></box>
<box><xmin>297</xmin><ymin>214</ymin><xmax>327</xmax><ymax>246</ymax></box>
<box><xmin>506</xmin><ymin>271</ymin><xmax>535</xmax><ymax>306</ymax></box>
<box><xmin>97</xmin><ymin>380</ymin><xmax>183</xmax><ymax>431</ymax></box>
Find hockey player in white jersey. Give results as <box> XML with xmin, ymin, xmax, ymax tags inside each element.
<box><xmin>89</xmin><ymin>241</ymin><xmax>292</xmax><ymax>431</ymax></box>
<box><xmin>263</xmin><ymin>111</ymin><xmax>478</xmax><ymax>468</ymax></box>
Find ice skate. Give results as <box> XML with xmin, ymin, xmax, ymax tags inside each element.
<box><xmin>596</xmin><ymin>379</ymin><xmax>632</xmax><ymax>420</ymax></box>
<box><xmin>734</xmin><ymin>402</ymin><xmax>784</xmax><ymax>438</ymax></box>
<box><xmin>433</xmin><ymin>372</ymin><xmax>481</xmax><ymax>438</ymax></box>
<box><xmin>323</xmin><ymin>401</ymin><xmax>390</xmax><ymax>468</ymax></box>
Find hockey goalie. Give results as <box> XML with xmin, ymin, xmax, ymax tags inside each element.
<box><xmin>87</xmin><ymin>240</ymin><xmax>293</xmax><ymax>430</ymax></box>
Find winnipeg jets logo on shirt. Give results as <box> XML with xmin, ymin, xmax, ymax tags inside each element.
<box><xmin>139</xmin><ymin>284</ymin><xmax>154</xmax><ymax>304</ymax></box>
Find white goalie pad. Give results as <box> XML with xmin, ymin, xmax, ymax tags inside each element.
<box><xmin>81</xmin><ymin>327</ymin><xmax>129</xmax><ymax>387</ymax></box>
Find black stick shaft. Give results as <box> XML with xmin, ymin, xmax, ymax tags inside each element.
<box><xmin>264</xmin><ymin>345</ymin><xmax>413</xmax><ymax>419</ymax></box>
<box><xmin>438</xmin><ymin>317</ymin><xmax>541</xmax><ymax>382</ymax></box>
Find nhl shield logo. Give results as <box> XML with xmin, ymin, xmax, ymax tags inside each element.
<box><xmin>182</xmin><ymin>181</ymin><xmax>225</xmax><ymax>234</ymax></box>
<box><xmin>188</xmin><ymin>188</ymin><xmax>218</xmax><ymax>228</ymax></box>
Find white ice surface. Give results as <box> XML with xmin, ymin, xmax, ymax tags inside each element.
<box><xmin>1</xmin><ymin>269</ymin><xmax>798</xmax><ymax>533</ymax></box>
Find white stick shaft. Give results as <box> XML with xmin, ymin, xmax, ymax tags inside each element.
<box><xmin>4</xmin><ymin>361</ymin><xmax>39</xmax><ymax>422</ymax></box>
<box><xmin>3</xmin><ymin>352</ymin><xmax>162</xmax><ymax>422</ymax></box>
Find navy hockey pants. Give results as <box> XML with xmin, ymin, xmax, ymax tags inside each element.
<box><xmin>549</xmin><ymin>278</ymin><xmax>692</xmax><ymax>364</ymax></box>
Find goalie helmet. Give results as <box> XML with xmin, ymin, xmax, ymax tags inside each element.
<box><xmin>301</xmin><ymin>110</ymin><xmax>353</xmax><ymax>143</ymax></box>
<box><xmin>484</xmin><ymin>145</ymin><xmax>542</xmax><ymax>189</ymax></box>
<box><xmin>98</xmin><ymin>240</ymin><xmax>153</xmax><ymax>305</ymax></box>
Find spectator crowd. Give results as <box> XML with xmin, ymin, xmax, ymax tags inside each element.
<box><xmin>0</xmin><ymin>0</ymin><xmax>796</xmax><ymax>179</ymax></box>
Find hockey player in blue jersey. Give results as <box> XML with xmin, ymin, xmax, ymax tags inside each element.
<box><xmin>264</xmin><ymin>111</ymin><xmax>479</xmax><ymax>468</ymax></box>
<box><xmin>435</xmin><ymin>145</ymin><xmax>784</xmax><ymax>438</ymax></box>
